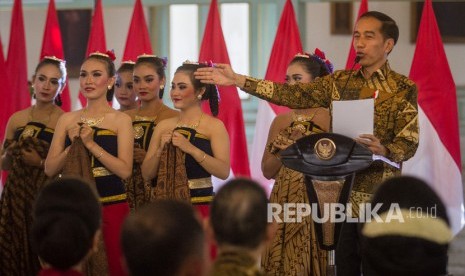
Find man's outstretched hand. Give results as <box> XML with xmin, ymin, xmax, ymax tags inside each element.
<box><xmin>194</xmin><ymin>63</ymin><xmax>244</xmax><ymax>87</ymax></box>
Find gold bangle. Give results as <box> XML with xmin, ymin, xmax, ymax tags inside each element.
<box><xmin>198</xmin><ymin>152</ymin><xmax>207</xmax><ymax>164</ymax></box>
<box><xmin>95</xmin><ymin>149</ymin><xmax>104</xmax><ymax>159</ymax></box>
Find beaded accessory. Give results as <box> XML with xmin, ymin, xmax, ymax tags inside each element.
<box><xmin>90</xmin><ymin>50</ymin><xmax>116</xmax><ymax>61</ymax></box>
<box><xmin>137</xmin><ymin>54</ymin><xmax>168</xmax><ymax>69</ymax></box>
<box><xmin>294</xmin><ymin>48</ymin><xmax>334</xmax><ymax>74</ymax></box>
<box><xmin>42</xmin><ymin>55</ymin><xmax>66</xmax><ymax>64</ymax></box>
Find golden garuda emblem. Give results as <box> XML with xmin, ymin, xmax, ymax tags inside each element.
<box><xmin>314</xmin><ymin>138</ymin><xmax>336</xmax><ymax>160</ymax></box>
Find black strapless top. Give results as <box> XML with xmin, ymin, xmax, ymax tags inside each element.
<box><xmin>132</xmin><ymin>120</ymin><xmax>156</xmax><ymax>150</ymax></box>
<box><xmin>65</xmin><ymin>127</ymin><xmax>126</xmax><ymax>205</ymax></box>
<box><xmin>14</xmin><ymin>121</ymin><xmax>54</xmax><ymax>143</ymax></box>
<box><xmin>175</xmin><ymin>126</ymin><xmax>214</xmax><ymax>204</ymax></box>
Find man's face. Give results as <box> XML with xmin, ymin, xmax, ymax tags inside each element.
<box><xmin>353</xmin><ymin>16</ymin><xmax>394</xmax><ymax>73</ymax></box>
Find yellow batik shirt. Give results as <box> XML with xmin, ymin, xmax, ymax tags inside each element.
<box><xmin>242</xmin><ymin>61</ymin><xmax>419</xmax><ymax>207</ymax></box>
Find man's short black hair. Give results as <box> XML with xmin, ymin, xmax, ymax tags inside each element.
<box><xmin>210</xmin><ymin>178</ymin><xmax>268</xmax><ymax>249</ymax></box>
<box><xmin>359</xmin><ymin>11</ymin><xmax>399</xmax><ymax>45</ymax></box>
<box><xmin>121</xmin><ymin>200</ymin><xmax>204</xmax><ymax>276</ymax></box>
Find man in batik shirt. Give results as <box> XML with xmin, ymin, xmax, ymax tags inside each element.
<box><xmin>195</xmin><ymin>11</ymin><xmax>419</xmax><ymax>276</ymax></box>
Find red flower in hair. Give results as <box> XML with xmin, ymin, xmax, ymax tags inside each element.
<box><xmin>312</xmin><ymin>48</ymin><xmax>334</xmax><ymax>73</ymax></box>
<box><xmin>206</xmin><ymin>60</ymin><xmax>215</xmax><ymax>68</ymax></box>
<box><xmin>314</xmin><ymin>48</ymin><xmax>326</xmax><ymax>60</ymax></box>
<box><xmin>105</xmin><ymin>50</ymin><xmax>116</xmax><ymax>61</ymax></box>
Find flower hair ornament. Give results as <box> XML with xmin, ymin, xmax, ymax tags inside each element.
<box><xmin>137</xmin><ymin>54</ymin><xmax>168</xmax><ymax>69</ymax></box>
<box><xmin>294</xmin><ymin>52</ymin><xmax>311</xmax><ymax>59</ymax></box>
<box><xmin>90</xmin><ymin>50</ymin><xmax>116</xmax><ymax>61</ymax></box>
<box><xmin>313</xmin><ymin>48</ymin><xmax>334</xmax><ymax>73</ymax></box>
<box><xmin>294</xmin><ymin>49</ymin><xmax>334</xmax><ymax>74</ymax></box>
<box><xmin>182</xmin><ymin>60</ymin><xmax>220</xmax><ymax>103</ymax></box>
<box><xmin>182</xmin><ymin>60</ymin><xmax>200</xmax><ymax>65</ymax></box>
<box><xmin>41</xmin><ymin>55</ymin><xmax>66</xmax><ymax>65</ymax></box>
<box><xmin>161</xmin><ymin>56</ymin><xmax>168</xmax><ymax>69</ymax></box>
<box><xmin>182</xmin><ymin>60</ymin><xmax>216</xmax><ymax>67</ymax></box>
<box><xmin>204</xmin><ymin>60</ymin><xmax>220</xmax><ymax>103</ymax></box>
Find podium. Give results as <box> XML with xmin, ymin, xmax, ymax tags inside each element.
<box><xmin>280</xmin><ymin>133</ymin><xmax>372</xmax><ymax>276</ymax></box>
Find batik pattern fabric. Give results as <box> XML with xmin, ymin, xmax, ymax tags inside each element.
<box><xmin>211</xmin><ymin>250</ymin><xmax>265</xmax><ymax>276</ymax></box>
<box><xmin>262</xmin><ymin>120</ymin><xmax>327</xmax><ymax>276</ymax></box>
<box><xmin>125</xmin><ymin>119</ymin><xmax>156</xmax><ymax>210</ymax></box>
<box><xmin>153</xmin><ymin>142</ymin><xmax>190</xmax><ymax>203</ymax></box>
<box><xmin>0</xmin><ymin>122</ymin><xmax>53</xmax><ymax>276</ymax></box>
<box><xmin>242</xmin><ymin>62</ymin><xmax>419</xmax><ymax>215</ymax></box>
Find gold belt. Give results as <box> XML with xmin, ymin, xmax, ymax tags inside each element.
<box><xmin>191</xmin><ymin>195</ymin><xmax>214</xmax><ymax>204</ymax></box>
<box><xmin>93</xmin><ymin>167</ymin><xmax>113</xmax><ymax>177</ymax></box>
<box><xmin>188</xmin><ymin>177</ymin><xmax>212</xmax><ymax>190</ymax></box>
<box><xmin>100</xmin><ymin>194</ymin><xmax>127</xmax><ymax>204</ymax></box>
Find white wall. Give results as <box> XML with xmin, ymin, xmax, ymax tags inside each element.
<box><xmin>305</xmin><ymin>2</ymin><xmax>465</xmax><ymax>86</ymax></box>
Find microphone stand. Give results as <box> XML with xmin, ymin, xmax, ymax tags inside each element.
<box><xmin>339</xmin><ymin>56</ymin><xmax>361</xmax><ymax>100</ymax></box>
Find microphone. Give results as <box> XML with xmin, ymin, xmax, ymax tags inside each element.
<box><xmin>339</xmin><ymin>55</ymin><xmax>360</xmax><ymax>99</ymax></box>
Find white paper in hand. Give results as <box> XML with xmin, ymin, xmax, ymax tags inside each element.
<box><xmin>332</xmin><ymin>98</ymin><xmax>374</xmax><ymax>139</ymax></box>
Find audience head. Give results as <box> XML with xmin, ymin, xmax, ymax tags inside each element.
<box><xmin>32</xmin><ymin>177</ymin><xmax>101</xmax><ymax>270</ymax></box>
<box><xmin>115</xmin><ymin>61</ymin><xmax>137</xmax><ymax>110</ymax></box>
<box><xmin>134</xmin><ymin>54</ymin><xmax>167</xmax><ymax>99</ymax></box>
<box><xmin>361</xmin><ymin>176</ymin><xmax>452</xmax><ymax>276</ymax></box>
<box><xmin>287</xmin><ymin>49</ymin><xmax>333</xmax><ymax>85</ymax></box>
<box><xmin>210</xmin><ymin>178</ymin><xmax>271</xmax><ymax>250</ymax></box>
<box><xmin>82</xmin><ymin>50</ymin><xmax>117</xmax><ymax>102</ymax></box>
<box><xmin>121</xmin><ymin>200</ymin><xmax>207</xmax><ymax>276</ymax></box>
<box><xmin>173</xmin><ymin>61</ymin><xmax>219</xmax><ymax>116</ymax></box>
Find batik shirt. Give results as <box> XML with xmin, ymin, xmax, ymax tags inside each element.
<box><xmin>242</xmin><ymin>61</ymin><xmax>419</xmax><ymax>205</ymax></box>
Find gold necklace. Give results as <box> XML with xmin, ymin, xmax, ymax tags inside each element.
<box><xmin>80</xmin><ymin>108</ymin><xmax>106</xmax><ymax>127</ymax></box>
<box><xmin>176</xmin><ymin>113</ymin><xmax>204</xmax><ymax>130</ymax></box>
<box><xmin>28</xmin><ymin>105</ymin><xmax>55</xmax><ymax>125</ymax></box>
<box><xmin>134</xmin><ymin>104</ymin><xmax>166</xmax><ymax>122</ymax></box>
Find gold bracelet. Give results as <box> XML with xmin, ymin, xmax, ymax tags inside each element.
<box><xmin>198</xmin><ymin>152</ymin><xmax>207</xmax><ymax>163</ymax></box>
<box><xmin>95</xmin><ymin>149</ymin><xmax>104</xmax><ymax>159</ymax></box>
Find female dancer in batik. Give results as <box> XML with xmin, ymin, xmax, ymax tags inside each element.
<box><xmin>45</xmin><ymin>51</ymin><xmax>133</xmax><ymax>276</ymax></box>
<box><xmin>114</xmin><ymin>61</ymin><xmax>138</xmax><ymax>111</ymax></box>
<box><xmin>0</xmin><ymin>56</ymin><xmax>66</xmax><ymax>275</ymax></box>
<box><xmin>261</xmin><ymin>50</ymin><xmax>333</xmax><ymax>276</ymax></box>
<box><xmin>141</xmin><ymin>62</ymin><xmax>230</xmax><ymax>218</ymax></box>
<box><xmin>124</xmin><ymin>55</ymin><xmax>178</xmax><ymax>210</ymax></box>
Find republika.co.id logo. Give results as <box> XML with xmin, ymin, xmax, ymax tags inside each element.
<box><xmin>267</xmin><ymin>202</ymin><xmax>437</xmax><ymax>223</ymax></box>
